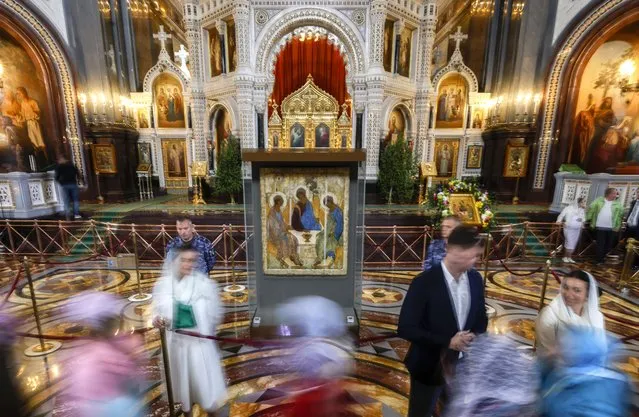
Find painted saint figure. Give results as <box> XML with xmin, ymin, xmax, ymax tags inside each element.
<box><xmin>315</xmin><ymin>125</ymin><xmax>330</xmax><ymax>148</ymax></box>
<box><xmin>314</xmin><ymin>196</ymin><xmax>344</xmax><ymax>268</ymax></box>
<box><xmin>267</xmin><ymin>195</ymin><xmax>303</xmax><ymax>269</ymax></box>
<box><xmin>437</xmin><ymin>90</ymin><xmax>448</xmax><ymax>121</ymax></box>
<box><xmin>584</xmin><ymin>97</ymin><xmax>616</xmax><ymax>172</ymax></box>
<box><xmin>291</xmin><ymin>125</ymin><xmax>304</xmax><ymax>148</ymax></box>
<box><xmin>169</xmin><ymin>144</ymin><xmax>183</xmax><ymax>175</ymax></box>
<box><xmin>291</xmin><ymin>188</ymin><xmax>321</xmax><ymax>231</ymax></box>
<box><xmin>573</xmin><ymin>94</ymin><xmax>596</xmax><ymax>162</ymax></box>
<box><xmin>439</xmin><ymin>144</ymin><xmax>451</xmax><ymax>176</ymax></box>
<box><xmin>16</xmin><ymin>87</ymin><xmax>45</xmax><ymax>151</ymax></box>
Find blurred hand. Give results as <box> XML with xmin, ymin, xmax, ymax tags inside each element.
<box><xmin>449</xmin><ymin>331</ymin><xmax>473</xmax><ymax>352</ymax></box>
<box><xmin>152</xmin><ymin>316</ymin><xmax>168</xmax><ymax>328</ymax></box>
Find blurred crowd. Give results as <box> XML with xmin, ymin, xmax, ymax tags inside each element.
<box><xmin>0</xmin><ymin>216</ymin><xmax>634</xmax><ymax>417</ymax></box>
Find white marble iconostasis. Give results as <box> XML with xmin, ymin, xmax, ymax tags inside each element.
<box><xmin>135</xmin><ymin>27</ymin><xmax>194</xmax><ymax>193</ymax></box>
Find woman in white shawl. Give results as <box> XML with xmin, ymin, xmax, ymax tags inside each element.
<box><xmin>152</xmin><ymin>247</ymin><xmax>227</xmax><ymax>416</ymax></box>
<box><xmin>535</xmin><ymin>269</ymin><xmax>605</xmax><ymax>360</ymax></box>
<box><xmin>556</xmin><ymin>197</ymin><xmax>586</xmax><ymax>263</ymax></box>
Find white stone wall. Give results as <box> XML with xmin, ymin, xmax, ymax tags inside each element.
<box><xmin>188</xmin><ymin>0</ymin><xmax>440</xmax><ymax>180</ymax></box>
<box><xmin>552</xmin><ymin>0</ymin><xmax>594</xmax><ymax>45</ymax></box>
<box><xmin>25</xmin><ymin>0</ymin><xmax>68</xmax><ymax>43</ymax></box>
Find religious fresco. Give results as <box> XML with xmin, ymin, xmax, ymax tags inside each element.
<box><xmin>466</xmin><ymin>145</ymin><xmax>483</xmax><ymax>169</ymax></box>
<box><xmin>290</xmin><ymin>123</ymin><xmax>305</xmax><ymax>148</ymax></box>
<box><xmin>570</xmin><ymin>22</ymin><xmax>639</xmax><ymax>173</ymax></box>
<box><xmin>471</xmin><ymin>109</ymin><xmax>484</xmax><ymax>129</ymax></box>
<box><xmin>208</xmin><ymin>27</ymin><xmax>223</xmax><ymax>77</ymax></box>
<box><xmin>314</xmin><ymin>123</ymin><xmax>330</xmax><ymax>148</ymax></box>
<box><xmin>153</xmin><ymin>73</ymin><xmax>185</xmax><ymax>128</ymax></box>
<box><xmin>91</xmin><ymin>144</ymin><xmax>117</xmax><ymax>174</ymax></box>
<box><xmin>434</xmin><ymin>139</ymin><xmax>460</xmax><ymax>178</ymax></box>
<box><xmin>384</xmin><ymin>108</ymin><xmax>406</xmax><ymax>146</ymax></box>
<box><xmin>0</xmin><ymin>28</ymin><xmax>55</xmax><ymax>172</ymax></box>
<box><xmin>503</xmin><ymin>144</ymin><xmax>530</xmax><ymax>178</ymax></box>
<box><xmin>397</xmin><ymin>27</ymin><xmax>412</xmax><ymax>77</ymax></box>
<box><xmin>383</xmin><ymin>19</ymin><xmax>394</xmax><ymax>73</ymax></box>
<box><xmin>260</xmin><ymin>167</ymin><xmax>349</xmax><ymax>276</ymax></box>
<box><xmin>137</xmin><ymin>107</ymin><xmax>150</xmax><ymax>129</ymax></box>
<box><xmin>161</xmin><ymin>139</ymin><xmax>187</xmax><ymax>179</ymax></box>
<box><xmin>435</xmin><ymin>73</ymin><xmax>467</xmax><ymax>129</ymax></box>
<box><xmin>227</xmin><ymin>19</ymin><xmax>238</xmax><ymax>73</ymax></box>
<box><xmin>211</xmin><ymin>106</ymin><xmax>232</xmax><ymax>164</ymax></box>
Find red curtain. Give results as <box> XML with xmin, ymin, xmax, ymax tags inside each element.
<box><xmin>270</xmin><ymin>38</ymin><xmax>349</xmax><ymax>116</ymax></box>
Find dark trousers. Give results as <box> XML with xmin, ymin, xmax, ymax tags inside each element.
<box><xmin>408</xmin><ymin>376</ymin><xmax>444</xmax><ymax>417</ymax></box>
<box><xmin>595</xmin><ymin>228</ymin><xmax>615</xmax><ymax>262</ymax></box>
<box><xmin>61</xmin><ymin>184</ymin><xmax>80</xmax><ymax>218</ymax></box>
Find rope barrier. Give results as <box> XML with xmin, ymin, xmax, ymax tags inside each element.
<box><xmin>16</xmin><ymin>326</ymin><xmax>154</xmax><ymax>341</ymax></box>
<box><xmin>499</xmin><ymin>260</ymin><xmax>544</xmax><ymax>276</ymax></box>
<box><xmin>0</xmin><ymin>266</ymin><xmax>23</xmax><ymax>309</ymax></box>
<box><xmin>550</xmin><ymin>270</ymin><xmax>563</xmax><ymax>284</ymax></box>
<box><xmin>29</xmin><ymin>253</ymin><xmax>104</xmax><ymax>266</ymax></box>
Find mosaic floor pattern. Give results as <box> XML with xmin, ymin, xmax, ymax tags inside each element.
<box><xmin>0</xmin><ymin>262</ymin><xmax>636</xmax><ymax>417</ymax></box>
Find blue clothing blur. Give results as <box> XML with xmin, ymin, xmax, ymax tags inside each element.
<box><xmin>166</xmin><ymin>234</ymin><xmax>216</xmax><ymax>274</ymax></box>
<box><xmin>541</xmin><ymin>328</ymin><xmax>632</xmax><ymax>417</ymax></box>
<box><xmin>423</xmin><ymin>239</ymin><xmax>446</xmax><ymax>270</ymax></box>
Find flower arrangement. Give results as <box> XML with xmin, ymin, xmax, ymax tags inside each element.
<box><xmin>424</xmin><ymin>178</ymin><xmax>496</xmax><ymax>229</ymax></box>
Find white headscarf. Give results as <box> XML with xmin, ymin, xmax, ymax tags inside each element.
<box><xmin>548</xmin><ymin>271</ymin><xmax>605</xmax><ymax>331</ymax></box>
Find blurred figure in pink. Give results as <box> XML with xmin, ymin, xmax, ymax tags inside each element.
<box><xmin>275</xmin><ymin>296</ymin><xmax>353</xmax><ymax>417</ymax></box>
<box><xmin>62</xmin><ymin>291</ymin><xmax>146</xmax><ymax>417</ymax></box>
<box><xmin>0</xmin><ymin>312</ymin><xmax>26</xmax><ymax>417</ymax></box>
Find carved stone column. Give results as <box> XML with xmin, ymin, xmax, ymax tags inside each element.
<box><xmin>183</xmin><ymin>1</ymin><xmax>207</xmax><ymax>162</ymax></box>
<box><xmin>369</xmin><ymin>0</ymin><xmax>387</xmax><ymax>73</ymax></box>
<box><xmin>417</xmin><ymin>1</ymin><xmax>438</xmax><ymax>163</ymax></box>
<box><xmin>365</xmin><ymin>75</ymin><xmax>384</xmax><ymax>179</ymax></box>
<box><xmin>233</xmin><ymin>0</ymin><xmax>251</xmax><ymax>73</ymax></box>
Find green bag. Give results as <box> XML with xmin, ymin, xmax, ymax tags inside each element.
<box><xmin>173</xmin><ymin>301</ymin><xmax>196</xmax><ymax>329</ymax></box>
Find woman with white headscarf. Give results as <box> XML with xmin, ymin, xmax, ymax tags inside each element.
<box><xmin>152</xmin><ymin>246</ymin><xmax>226</xmax><ymax>417</ymax></box>
<box><xmin>535</xmin><ymin>269</ymin><xmax>605</xmax><ymax>359</ymax></box>
<box><xmin>556</xmin><ymin>197</ymin><xmax>586</xmax><ymax>263</ymax></box>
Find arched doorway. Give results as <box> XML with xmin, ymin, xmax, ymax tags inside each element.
<box><xmin>209</xmin><ymin>105</ymin><xmax>232</xmax><ymax>170</ymax></box>
<box><xmin>0</xmin><ymin>16</ymin><xmax>67</xmax><ymax>173</ymax></box>
<box><xmin>267</xmin><ymin>32</ymin><xmax>352</xmax><ymax>149</ymax></box>
<box><xmin>534</xmin><ymin>1</ymin><xmax>639</xmax><ymax>189</ymax></box>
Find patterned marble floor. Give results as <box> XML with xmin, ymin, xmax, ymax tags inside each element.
<box><xmin>0</xmin><ymin>262</ymin><xmax>637</xmax><ymax>417</ymax></box>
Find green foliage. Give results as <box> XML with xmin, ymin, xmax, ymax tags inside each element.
<box><xmin>378</xmin><ymin>135</ymin><xmax>418</xmax><ymax>204</ymax></box>
<box><xmin>215</xmin><ymin>136</ymin><xmax>242</xmax><ymax>202</ymax></box>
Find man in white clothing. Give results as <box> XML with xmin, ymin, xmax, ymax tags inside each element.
<box><xmin>152</xmin><ymin>247</ymin><xmax>227</xmax><ymax>417</ymax></box>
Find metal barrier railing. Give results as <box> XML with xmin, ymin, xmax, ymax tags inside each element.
<box><xmin>0</xmin><ymin>219</ymin><xmax>624</xmax><ymax>268</ymax></box>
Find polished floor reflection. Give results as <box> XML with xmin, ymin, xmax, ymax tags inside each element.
<box><xmin>1</xmin><ymin>261</ymin><xmax>637</xmax><ymax>416</ymax></box>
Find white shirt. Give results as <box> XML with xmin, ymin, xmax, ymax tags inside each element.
<box><xmin>441</xmin><ymin>262</ymin><xmax>471</xmax><ymax>330</ymax></box>
<box><xmin>596</xmin><ymin>200</ymin><xmax>613</xmax><ymax>229</ymax></box>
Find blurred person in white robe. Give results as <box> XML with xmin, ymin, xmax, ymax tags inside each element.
<box><xmin>152</xmin><ymin>247</ymin><xmax>227</xmax><ymax>416</ymax></box>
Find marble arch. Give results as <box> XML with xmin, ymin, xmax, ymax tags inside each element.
<box><xmin>533</xmin><ymin>0</ymin><xmax>632</xmax><ymax>190</ymax></box>
<box><xmin>0</xmin><ymin>0</ymin><xmax>85</xmax><ymax>183</ymax></box>
<box><xmin>208</xmin><ymin>100</ymin><xmax>238</xmax><ymax>134</ymax></box>
<box><xmin>254</xmin><ymin>7</ymin><xmax>367</xmax><ymax>83</ymax></box>
<box><xmin>382</xmin><ymin>99</ymin><xmax>415</xmax><ymax>136</ymax></box>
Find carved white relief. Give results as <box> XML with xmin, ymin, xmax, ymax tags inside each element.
<box><xmin>29</xmin><ymin>182</ymin><xmax>45</xmax><ymax>206</ymax></box>
<box><xmin>44</xmin><ymin>181</ymin><xmax>57</xmax><ymax>203</ymax></box>
<box><xmin>0</xmin><ymin>183</ymin><xmax>13</xmax><ymax>208</ymax></box>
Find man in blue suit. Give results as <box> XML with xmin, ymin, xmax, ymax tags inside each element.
<box><xmin>398</xmin><ymin>225</ymin><xmax>488</xmax><ymax>417</ymax></box>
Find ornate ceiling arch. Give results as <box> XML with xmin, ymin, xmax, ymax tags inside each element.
<box><xmin>254</xmin><ymin>7</ymin><xmax>367</xmax><ymax>81</ymax></box>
